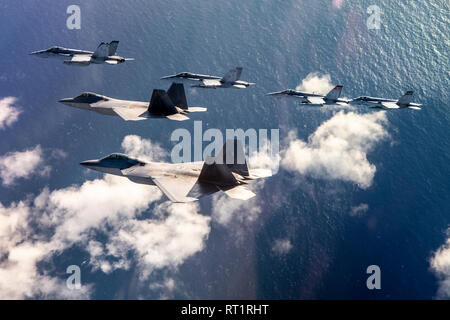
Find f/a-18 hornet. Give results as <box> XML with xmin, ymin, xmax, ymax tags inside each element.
<box><xmin>30</xmin><ymin>41</ymin><xmax>134</xmax><ymax>66</ymax></box>
<box><xmin>80</xmin><ymin>139</ymin><xmax>273</xmax><ymax>203</ymax></box>
<box><xmin>59</xmin><ymin>83</ymin><xmax>206</xmax><ymax>121</ymax></box>
<box><xmin>350</xmin><ymin>91</ymin><xmax>422</xmax><ymax>110</ymax></box>
<box><xmin>266</xmin><ymin>85</ymin><xmax>349</xmax><ymax>106</ymax></box>
<box><xmin>161</xmin><ymin>67</ymin><xmax>255</xmax><ymax>89</ymax></box>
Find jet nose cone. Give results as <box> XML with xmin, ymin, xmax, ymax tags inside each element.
<box><xmin>80</xmin><ymin>160</ymin><xmax>97</xmax><ymax>168</ymax></box>
<box><xmin>58</xmin><ymin>98</ymin><xmax>74</xmax><ymax>105</ymax></box>
<box><xmin>160</xmin><ymin>75</ymin><xmax>175</xmax><ymax>80</ymax></box>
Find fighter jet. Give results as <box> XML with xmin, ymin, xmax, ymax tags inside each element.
<box><xmin>80</xmin><ymin>139</ymin><xmax>273</xmax><ymax>203</ymax></box>
<box><xmin>161</xmin><ymin>67</ymin><xmax>255</xmax><ymax>89</ymax></box>
<box><xmin>59</xmin><ymin>83</ymin><xmax>206</xmax><ymax>121</ymax></box>
<box><xmin>350</xmin><ymin>91</ymin><xmax>422</xmax><ymax>110</ymax></box>
<box><xmin>266</xmin><ymin>85</ymin><xmax>349</xmax><ymax>106</ymax></box>
<box><xmin>30</xmin><ymin>41</ymin><xmax>134</xmax><ymax>66</ymax></box>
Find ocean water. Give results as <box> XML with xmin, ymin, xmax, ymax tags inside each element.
<box><xmin>0</xmin><ymin>0</ymin><xmax>448</xmax><ymax>299</ymax></box>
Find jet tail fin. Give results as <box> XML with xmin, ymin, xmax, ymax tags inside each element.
<box><xmin>221</xmin><ymin>67</ymin><xmax>243</xmax><ymax>83</ymax></box>
<box><xmin>108</xmin><ymin>41</ymin><xmax>119</xmax><ymax>56</ymax></box>
<box><xmin>215</xmin><ymin>138</ymin><xmax>249</xmax><ymax>177</ymax></box>
<box><xmin>148</xmin><ymin>89</ymin><xmax>178</xmax><ymax>115</ymax></box>
<box><xmin>325</xmin><ymin>85</ymin><xmax>343</xmax><ymax>101</ymax></box>
<box><xmin>167</xmin><ymin>82</ymin><xmax>188</xmax><ymax>109</ymax></box>
<box><xmin>92</xmin><ymin>42</ymin><xmax>109</xmax><ymax>58</ymax></box>
<box><xmin>397</xmin><ymin>91</ymin><xmax>414</xmax><ymax>106</ymax></box>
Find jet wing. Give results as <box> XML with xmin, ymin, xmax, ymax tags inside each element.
<box><xmin>380</xmin><ymin>102</ymin><xmax>400</xmax><ymax>109</ymax></box>
<box><xmin>121</xmin><ymin>165</ymin><xmax>201</xmax><ymax>202</ymax></box>
<box><xmin>220</xmin><ymin>185</ymin><xmax>256</xmax><ymax>200</ymax></box>
<box><xmin>70</xmin><ymin>55</ymin><xmax>91</xmax><ymax>63</ymax></box>
<box><xmin>201</xmin><ymin>79</ymin><xmax>222</xmax><ymax>87</ymax></box>
<box><xmin>306</xmin><ymin>96</ymin><xmax>326</xmax><ymax>105</ymax></box>
<box><xmin>112</xmin><ymin>107</ymin><xmax>147</xmax><ymax>121</ymax></box>
<box><xmin>152</xmin><ymin>176</ymin><xmax>199</xmax><ymax>202</ymax></box>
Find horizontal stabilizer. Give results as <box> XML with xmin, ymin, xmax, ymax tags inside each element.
<box><xmin>221</xmin><ymin>185</ymin><xmax>255</xmax><ymax>200</ymax></box>
<box><xmin>233</xmin><ymin>84</ymin><xmax>247</xmax><ymax>89</ymax></box>
<box><xmin>187</xmin><ymin>107</ymin><xmax>207</xmax><ymax>112</ymax></box>
<box><xmin>105</xmin><ymin>60</ymin><xmax>119</xmax><ymax>65</ymax></box>
<box><xmin>408</xmin><ymin>106</ymin><xmax>421</xmax><ymax>110</ymax></box>
<box><xmin>166</xmin><ymin>113</ymin><xmax>190</xmax><ymax>121</ymax></box>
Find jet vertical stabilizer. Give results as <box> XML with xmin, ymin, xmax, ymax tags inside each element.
<box><xmin>325</xmin><ymin>85</ymin><xmax>343</xmax><ymax>101</ymax></box>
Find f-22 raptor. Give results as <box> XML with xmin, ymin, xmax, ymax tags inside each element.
<box><xmin>30</xmin><ymin>41</ymin><xmax>134</xmax><ymax>66</ymax></box>
<box><xmin>80</xmin><ymin>139</ymin><xmax>273</xmax><ymax>203</ymax></box>
<box><xmin>161</xmin><ymin>67</ymin><xmax>255</xmax><ymax>89</ymax></box>
<box><xmin>350</xmin><ymin>91</ymin><xmax>422</xmax><ymax>110</ymax></box>
<box><xmin>266</xmin><ymin>85</ymin><xmax>349</xmax><ymax>106</ymax></box>
<box><xmin>59</xmin><ymin>83</ymin><xmax>206</xmax><ymax>121</ymax></box>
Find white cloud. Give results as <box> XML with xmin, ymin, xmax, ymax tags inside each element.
<box><xmin>0</xmin><ymin>145</ymin><xmax>48</xmax><ymax>186</ymax></box>
<box><xmin>281</xmin><ymin>111</ymin><xmax>388</xmax><ymax>189</ymax></box>
<box><xmin>430</xmin><ymin>232</ymin><xmax>450</xmax><ymax>299</ymax></box>
<box><xmin>121</xmin><ymin>134</ymin><xmax>167</xmax><ymax>162</ymax></box>
<box><xmin>0</xmin><ymin>97</ymin><xmax>21</xmax><ymax>130</ymax></box>
<box><xmin>350</xmin><ymin>203</ymin><xmax>369</xmax><ymax>217</ymax></box>
<box><xmin>272</xmin><ymin>239</ymin><xmax>293</xmax><ymax>256</ymax></box>
<box><xmin>0</xmin><ymin>135</ymin><xmax>211</xmax><ymax>299</ymax></box>
<box><xmin>295</xmin><ymin>72</ymin><xmax>335</xmax><ymax>96</ymax></box>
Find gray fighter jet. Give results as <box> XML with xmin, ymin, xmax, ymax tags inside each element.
<box><xmin>30</xmin><ymin>41</ymin><xmax>134</xmax><ymax>66</ymax></box>
<box><xmin>350</xmin><ymin>91</ymin><xmax>422</xmax><ymax>110</ymax></box>
<box><xmin>161</xmin><ymin>67</ymin><xmax>255</xmax><ymax>89</ymax></box>
<box><xmin>59</xmin><ymin>83</ymin><xmax>206</xmax><ymax>121</ymax></box>
<box><xmin>266</xmin><ymin>85</ymin><xmax>349</xmax><ymax>106</ymax></box>
<box><xmin>80</xmin><ymin>139</ymin><xmax>273</xmax><ymax>203</ymax></box>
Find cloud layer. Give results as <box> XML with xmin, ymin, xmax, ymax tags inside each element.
<box><xmin>0</xmin><ymin>145</ymin><xmax>47</xmax><ymax>186</ymax></box>
<box><xmin>430</xmin><ymin>233</ymin><xmax>450</xmax><ymax>299</ymax></box>
<box><xmin>295</xmin><ymin>72</ymin><xmax>335</xmax><ymax>96</ymax></box>
<box><xmin>281</xmin><ymin>111</ymin><xmax>388</xmax><ymax>189</ymax></box>
<box><xmin>0</xmin><ymin>97</ymin><xmax>21</xmax><ymax>130</ymax></box>
<box><xmin>0</xmin><ymin>135</ymin><xmax>211</xmax><ymax>299</ymax></box>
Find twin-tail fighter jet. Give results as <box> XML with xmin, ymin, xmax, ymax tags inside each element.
<box><xmin>30</xmin><ymin>41</ymin><xmax>134</xmax><ymax>66</ymax></box>
<box><xmin>80</xmin><ymin>139</ymin><xmax>273</xmax><ymax>203</ymax></box>
<box><xmin>59</xmin><ymin>83</ymin><xmax>206</xmax><ymax>121</ymax></box>
<box><xmin>161</xmin><ymin>67</ymin><xmax>255</xmax><ymax>89</ymax></box>
<box><xmin>349</xmin><ymin>91</ymin><xmax>422</xmax><ymax>110</ymax></box>
<box><xmin>266</xmin><ymin>85</ymin><xmax>349</xmax><ymax>106</ymax></box>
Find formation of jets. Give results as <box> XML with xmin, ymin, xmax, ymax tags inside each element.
<box><xmin>30</xmin><ymin>40</ymin><xmax>423</xmax><ymax>202</ymax></box>
<box><xmin>266</xmin><ymin>85</ymin><xmax>422</xmax><ymax>110</ymax></box>
<box><xmin>30</xmin><ymin>41</ymin><xmax>134</xmax><ymax>66</ymax></box>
